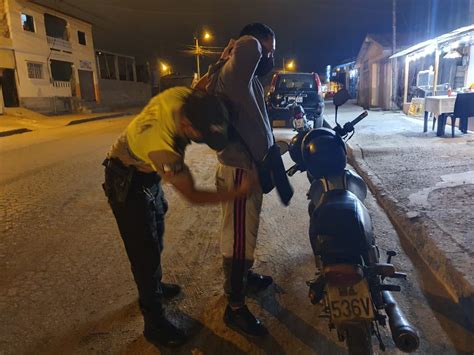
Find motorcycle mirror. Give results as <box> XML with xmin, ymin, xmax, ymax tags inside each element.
<box><xmin>276</xmin><ymin>141</ymin><xmax>290</xmax><ymax>155</ymax></box>
<box><xmin>333</xmin><ymin>89</ymin><xmax>351</xmax><ymax>107</ymax></box>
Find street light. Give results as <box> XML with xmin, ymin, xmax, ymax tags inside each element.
<box><xmin>161</xmin><ymin>62</ymin><xmax>171</xmax><ymax>75</ymax></box>
<box><xmin>194</xmin><ymin>30</ymin><xmax>212</xmax><ymax>79</ymax></box>
<box><xmin>285</xmin><ymin>59</ymin><xmax>296</xmax><ymax>71</ymax></box>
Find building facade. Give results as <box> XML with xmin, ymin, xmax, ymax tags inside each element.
<box><xmin>0</xmin><ymin>0</ymin><xmax>151</xmax><ymax>115</ymax></box>
<box><xmin>0</xmin><ymin>0</ymin><xmax>100</xmax><ymax>114</ymax></box>
<box><xmin>331</xmin><ymin>60</ymin><xmax>358</xmax><ymax>99</ymax></box>
<box><xmin>355</xmin><ymin>35</ymin><xmax>394</xmax><ymax>110</ymax></box>
<box><xmin>95</xmin><ymin>49</ymin><xmax>151</xmax><ymax>110</ymax></box>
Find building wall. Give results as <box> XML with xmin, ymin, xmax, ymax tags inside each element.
<box><xmin>0</xmin><ymin>0</ymin><xmax>11</xmax><ymax>42</ymax></box>
<box><xmin>6</xmin><ymin>0</ymin><xmax>99</xmax><ymax>112</ymax></box>
<box><xmin>357</xmin><ymin>40</ymin><xmax>393</xmax><ymax>110</ymax></box>
<box><xmin>98</xmin><ymin>79</ymin><xmax>151</xmax><ymax>109</ymax></box>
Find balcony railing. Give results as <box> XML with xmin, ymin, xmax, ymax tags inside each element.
<box><xmin>47</xmin><ymin>36</ymin><xmax>72</xmax><ymax>51</ymax></box>
<box><xmin>53</xmin><ymin>80</ymin><xmax>70</xmax><ymax>88</ymax></box>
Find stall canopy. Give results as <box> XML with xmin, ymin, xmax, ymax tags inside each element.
<box><xmin>390</xmin><ymin>25</ymin><xmax>474</xmax><ymax>105</ymax></box>
<box><xmin>390</xmin><ymin>25</ymin><xmax>474</xmax><ymax>60</ymax></box>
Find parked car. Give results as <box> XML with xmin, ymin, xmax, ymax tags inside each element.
<box><xmin>266</xmin><ymin>72</ymin><xmax>322</xmax><ymax>128</ymax></box>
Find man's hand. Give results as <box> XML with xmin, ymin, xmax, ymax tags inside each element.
<box><xmin>164</xmin><ymin>167</ymin><xmax>258</xmax><ymax>205</ymax></box>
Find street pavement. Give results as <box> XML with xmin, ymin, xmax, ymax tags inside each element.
<box><xmin>0</xmin><ymin>107</ymin><xmax>138</xmax><ymax>137</ymax></box>
<box><xmin>0</xmin><ymin>115</ymin><xmax>471</xmax><ymax>354</ymax></box>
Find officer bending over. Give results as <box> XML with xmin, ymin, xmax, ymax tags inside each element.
<box><xmin>102</xmin><ymin>87</ymin><xmax>251</xmax><ymax>347</ymax></box>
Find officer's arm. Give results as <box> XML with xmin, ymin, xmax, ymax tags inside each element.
<box><xmin>149</xmin><ymin>151</ymin><xmax>249</xmax><ymax>204</ymax></box>
<box><xmin>167</xmin><ymin>169</ymin><xmax>249</xmax><ymax>204</ymax></box>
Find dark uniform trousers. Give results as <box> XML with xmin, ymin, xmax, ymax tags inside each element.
<box><xmin>103</xmin><ymin>158</ymin><xmax>168</xmax><ymax>317</ymax></box>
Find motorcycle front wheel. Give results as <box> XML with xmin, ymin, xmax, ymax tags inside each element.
<box><xmin>344</xmin><ymin>323</ymin><xmax>374</xmax><ymax>355</ymax></box>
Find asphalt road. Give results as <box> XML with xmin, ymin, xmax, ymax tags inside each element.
<box><xmin>0</xmin><ymin>116</ymin><xmax>469</xmax><ymax>354</ymax></box>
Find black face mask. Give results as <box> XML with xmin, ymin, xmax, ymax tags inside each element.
<box><xmin>191</xmin><ymin>137</ymin><xmax>205</xmax><ymax>144</ymax></box>
<box><xmin>255</xmin><ymin>54</ymin><xmax>274</xmax><ymax>77</ymax></box>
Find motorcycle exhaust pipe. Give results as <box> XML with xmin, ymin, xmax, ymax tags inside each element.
<box><xmin>383</xmin><ymin>291</ymin><xmax>420</xmax><ymax>353</ymax></box>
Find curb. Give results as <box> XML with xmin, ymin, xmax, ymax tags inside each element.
<box><xmin>0</xmin><ymin>112</ymin><xmax>131</xmax><ymax>138</ymax></box>
<box><xmin>347</xmin><ymin>144</ymin><xmax>473</xmax><ymax>308</ymax></box>
<box><xmin>67</xmin><ymin>112</ymin><xmax>131</xmax><ymax>126</ymax></box>
<box><xmin>0</xmin><ymin>128</ymin><xmax>32</xmax><ymax>137</ymax></box>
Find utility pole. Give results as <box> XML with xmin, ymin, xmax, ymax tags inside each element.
<box><xmin>194</xmin><ymin>37</ymin><xmax>201</xmax><ymax>79</ymax></box>
<box><xmin>427</xmin><ymin>0</ymin><xmax>432</xmax><ymax>38</ymax></box>
<box><xmin>193</xmin><ymin>31</ymin><xmax>212</xmax><ymax>79</ymax></box>
<box><xmin>391</xmin><ymin>0</ymin><xmax>398</xmax><ymax>110</ymax></box>
<box><xmin>392</xmin><ymin>0</ymin><xmax>396</xmax><ymax>55</ymax></box>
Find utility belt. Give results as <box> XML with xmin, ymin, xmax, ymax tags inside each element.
<box><xmin>102</xmin><ymin>157</ymin><xmax>161</xmax><ymax>203</ymax></box>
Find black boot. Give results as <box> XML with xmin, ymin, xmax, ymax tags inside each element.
<box><xmin>224</xmin><ymin>305</ymin><xmax>268</xmax><ymax>337</ymax></box>
<box><xmin>143</xmin><ymin>313</ymin><xmax>187</xmax><ymax>347</ymax></box>
<box><xmin>161</xmin><ymin>283</ymin><xmax>181</xmax><ymax>300</ymax></box>
<box><xmin>247</xmin><ymin>271</ymin><xmax>273</xmax><ymax>293</ymax></box>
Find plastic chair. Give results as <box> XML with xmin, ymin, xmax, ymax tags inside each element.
<box><xmin>438</xmin><ymin>93</ymin><xmax>474</xmax><ymax>137</ymax></box>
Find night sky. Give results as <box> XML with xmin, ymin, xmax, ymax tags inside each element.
<box><xmin>34</xmin><ymin>0</ymin><xmax>472</xmax><ymax>74</ymax></box>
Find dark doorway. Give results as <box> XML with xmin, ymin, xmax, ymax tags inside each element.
<box><xmin>1</xmin><ymin>69</ymin><xmax>19</xmax><ymax>107</ymax></box>
<box><xmin>78</xmin><ymin>70</ymin><xmax>95</xmax><ymax>102</ymax></box>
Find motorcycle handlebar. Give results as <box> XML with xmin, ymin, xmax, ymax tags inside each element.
<box><xmin>334</xmin><ymin>110</ymin><xmax>368</xmax><ymax>137</ymax></box>
<box><xmin>351</xmin><ymin>111</ymin><xmax>368</xmax><ymax>126</ymax></box>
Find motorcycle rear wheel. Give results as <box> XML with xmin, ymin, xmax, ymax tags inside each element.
<box><xmin>345</xmin><ymin>323</ymin><xmax>374</xmax><ymax>355</ymax></box>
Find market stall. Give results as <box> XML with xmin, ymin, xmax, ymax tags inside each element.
<box><xmin>390</xmin><ymin>25</ymin><xmax>474</xmax><ymax>134</ymax></box>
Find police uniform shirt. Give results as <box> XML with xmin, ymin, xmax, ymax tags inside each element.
<box><xmin>108</xmin><ymin>87</ymin><xmax>192</xmax><ymax>182</ymax></box>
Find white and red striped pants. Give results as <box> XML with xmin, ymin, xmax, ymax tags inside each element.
<box><xmin>216</xmin><ymin>163</ymin><xmax>263</xmax><ymax>304</ymax></box>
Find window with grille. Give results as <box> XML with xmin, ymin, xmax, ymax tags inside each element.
<box><xmin>27</xmin><ymin>62</ymin><xmax>43</xmax><ymax>79</ymax></box>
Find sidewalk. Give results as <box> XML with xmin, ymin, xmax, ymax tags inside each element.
<box><xmin>331</xmin><ymin>103</ymin><xmax>473</xmax><ymax>313</ymax></box>
<box><xmin>0</xmin><ymin>107</ymin><xmax>139</xmax><ymax>137</ymax></box>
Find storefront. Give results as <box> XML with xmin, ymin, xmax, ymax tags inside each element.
<box><xmin>390</xmin><ymin>25</ymin><xmax>474</xmax><ymax>113</ymax></box>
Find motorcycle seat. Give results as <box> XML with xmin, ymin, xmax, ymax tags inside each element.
<box><xmin>309</xmin><ymin>189</ymin><xmax>374</xmax><ymax>258</ymax></box>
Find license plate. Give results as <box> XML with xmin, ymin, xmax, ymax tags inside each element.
<box><xmin>286</xmin><ymin>96</ymin><xmax>296</xmax><ymax>102</ymax></box>
<box><xmin>326</xmin><ymin>280</ymin><xmax>374</xmax><ymax>322</ymax></box>
<box><xmin>296</xmin><ymin>96</ymin><xmax>304</xmax><ymax>103</ymax></box>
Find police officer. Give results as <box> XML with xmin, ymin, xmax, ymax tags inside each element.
<box><xmin>102</xmin><ymin>87</ymin><xmax>251</xmax><ymax>347</ymax></box>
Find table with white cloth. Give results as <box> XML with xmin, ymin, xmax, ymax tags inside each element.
<box><xmin>423</xmin><ymin>96</ymin><xmax>456</xmax><ymax>135</ymax></box>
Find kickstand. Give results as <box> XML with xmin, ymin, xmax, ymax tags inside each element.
<box><xmin>374</xmin><ymin>321</ymin><xmax>386</xmax><ymax>351</ymax></box>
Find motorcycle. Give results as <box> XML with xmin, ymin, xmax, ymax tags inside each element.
<box><xmin>277</xmin><ymin>89</ymin><xmax>420</xmax><ymax>355</ymax></box>
<box><xmin>272</xmin><ymin>94</ymin><xmax>326</xmax><ymax>130</ymax></box>
<box><xmin>288</xmin><ymin>101</ymin><xmax>314</xmax><ymax>132</ymax></box>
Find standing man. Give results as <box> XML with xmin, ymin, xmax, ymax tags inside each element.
<box><xmin>209</xmin><ymin>23</ymin><xmax>277</xmax><ymax>337</ymax></box>
<box><xmin>103</xmin><ymin>87</ymin><xmax>251</xmax><ymax>347</ymax></box>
